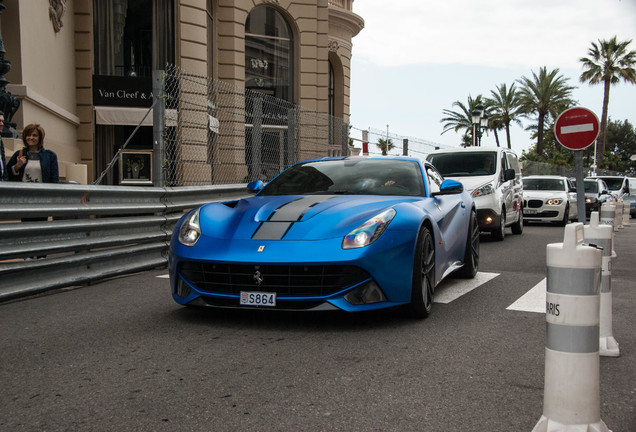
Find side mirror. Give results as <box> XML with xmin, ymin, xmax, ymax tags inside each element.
<box><xmin>432</xmin><ymin>179</ymin><xmax>464</xmax><ymax>196</ymax></box>
<box><xmin>503</xmin><ymin>168</ymin><xmax>515</xmax><ymax>182</ymax></box>
<box><xmin>247</xmin><ymin>180</ymin><xmax>265</xmax><ymax>193</ymax></box>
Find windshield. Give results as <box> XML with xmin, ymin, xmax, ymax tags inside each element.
<box><xmin>258</xmin><ymin>159</ymin><xmax>426</xmax><ymax>197</ymax></box>
<box><xmin>584</xmin><ymin>181</ymin><xmax>598</xmax><ymax>193</ymax></box>
<box><xmin>523</xmin><ymin>178</ymin><xmax>566</xmax><ymax>191</ymax></box>
<box><xmin>427</xmin><ymin>152</ymin><xmax>496</xmax><ymax>177</ymax></box>
<box><xmin>596</xmin><ymin>177</ymin><xmax>624</xmax><ymax>191</ymax></box>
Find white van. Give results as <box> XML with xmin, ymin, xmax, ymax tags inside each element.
<box><xmin>587</xmin><ymin>175</ymin><xmax>630</xmax><ymax>199</ymax></box>
<box><xmin>426</xmin><ymin>147</ymin><xmax>524</xmax><ymax>241</ymax></box>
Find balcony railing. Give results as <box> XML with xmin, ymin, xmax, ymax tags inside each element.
<box><xmin>328</xmin><ymin>0</ymin><xmax>353</xmax><ymax>11</ymax></box>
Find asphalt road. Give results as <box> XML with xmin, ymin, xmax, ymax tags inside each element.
<box><xmin>1</xmin><ymin>222</ymin><xmax>635</xmax><ymax>432</ymax></box>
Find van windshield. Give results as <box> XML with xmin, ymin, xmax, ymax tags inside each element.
<box><xmin>427</xmin><ymin>152</ymin><xmax>497</xmax><ymax>177</ymax></box>
<box><xmin>595</xmin><ymin>177</ymin><xmax>624</xmax><ymax>191</ymax></box>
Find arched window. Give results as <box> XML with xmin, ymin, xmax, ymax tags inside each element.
<box><xmin>245</xmin><ymin>6</ymin><xmax>293</xmax><ymax>102</ymax></box>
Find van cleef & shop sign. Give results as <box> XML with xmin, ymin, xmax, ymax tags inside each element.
<box><xmin>93</xmin><ymin>75</ymin><xmax>153</xmax><ymax>107</ymax></box>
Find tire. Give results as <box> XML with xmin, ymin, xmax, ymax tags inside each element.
<box><xmin>407</xmin><ymin>226</ymin><xmax>435</xmax><ymax>318</ymax></box>
<box><xmin>511</xmin><ymin>210</ymin><xmax>523</xmax><ymax>235</ymax></box>
<box><xmin>492</xmin><ymin>209</ymin><xmax>505</xmax><ymax>241</ymax></box>
<box><xmin>559</xmin><ymin>205</ymin><xmax>569</xmax><ymax>227</ymax></box>
<box><xmin>457</xmin><ymin>209</ymin><xmax>479</xmax><ymax>279</ymax></box>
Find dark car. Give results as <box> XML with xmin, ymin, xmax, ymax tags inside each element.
<box><xmin>582</xmin><ymin>178</ymin><xmax>612</xmax><ymax>217</ymax></box>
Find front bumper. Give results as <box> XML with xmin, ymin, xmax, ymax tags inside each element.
<box><xmin>476</xmin><ymin>208</ymin><xmax>502</xmax><ymax>232</ymax></box>
<box><xmin>168</xmin><ymin>230</ymin><xmax>418</xmax><ymax>313</ymax></box>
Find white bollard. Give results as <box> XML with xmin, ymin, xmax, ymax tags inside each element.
<box><xmin>622</xmin><ymin>204</ymin><xmax>631</xmax><ymax>227</ymax></box>
<box><xmin>600</xmin><ymin>202</ymin><xmax>615</xmax><ymax>230</ymax></box>
<box><xmin>600</xmin><ymin>202</ymin><xmax>617</xmax><ymax>258</ymax></box>
<box><xmin>585</xmin><ymin>213</ymin><xmax>620</xmax><ymax>357</ymax></box>
<box><xmin>532</xmin><ymin>223</ymin><xmax>610</xmax><ymax>432</ymax></box>
<box><xmin>615</xmin><ymin>201</ymin><xmax>624</xmax><ymax>229</ymax></box>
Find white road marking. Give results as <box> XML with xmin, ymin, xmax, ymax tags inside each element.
<box><xmin>434</xmin><ymin>272</ymin><xmax>499</xmax><ymax>304</ymax></box>
<box><xmin>157</xmin><ymin>274</ymin><xmax>170</xmax><ymax>279</ymax></box>
<box><xmin>507</xmin><ymin>278</ymin><xmax>546</xmax><ymax>313</ymax></box>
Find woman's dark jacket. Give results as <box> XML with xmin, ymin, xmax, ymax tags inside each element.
<box><xmin>6</xmin><ymin>147</ymin><xmax>59</xmax><ymax>183</ymax></box>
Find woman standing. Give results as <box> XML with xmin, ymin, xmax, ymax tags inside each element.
<box><xmin>7</xmin><ymin>123</ymin><xmax>59</xmax><ymax>183</ymax></box>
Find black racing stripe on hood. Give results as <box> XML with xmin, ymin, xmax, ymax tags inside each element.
<box><xmin>253</xmin><ymin>195</ymin><xmax>334</xmax><ymax>240</ymax></box>
<box><xmin>268</xmin><ymin>195</ymin><xmax>334</xmax><ymax>222</ymax></box>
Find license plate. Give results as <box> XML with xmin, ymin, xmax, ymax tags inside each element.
<box><xmin>240</xmin><ymin>291</ymin><xmax>276</xmax><ymax>307</ymax></box>
<box><xmin>524</xmin><ymin>209</ymin><xmax>537</xmax><ymax>214</ymax></box>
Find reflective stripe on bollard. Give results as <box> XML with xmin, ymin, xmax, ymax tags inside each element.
<box><xmin>532</xmin><ymin>223</ymin><xmax>610</xmax><ymax>432</ymax></box>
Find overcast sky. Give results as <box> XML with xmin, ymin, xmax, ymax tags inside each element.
<box><xmin>349</xmin><ymin>0</ymin><xmax>636</xmax><ymax>156</ymax></box>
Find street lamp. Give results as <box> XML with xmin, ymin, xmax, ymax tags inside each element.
<box><xmin>471</xmin><ymin>104</ymin><xmax>488</xmax><ymax>146</ymax></box>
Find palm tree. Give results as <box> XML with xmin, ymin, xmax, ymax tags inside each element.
<box><xmin>486</xmin><ymin>83</ymin><xmax>523</xmax><ymax>149</ymax></box>
<box><xmin>376</xmin><ymin>137</ymin><xmax>395</xmax><ymax>156</ymax></box>
<box><xmin>440</xmin><ymin>95</ymin><xmax>486</xmax><ymax>146</ymax></box>
<box><xmin>579</xmin><ymin>36</ymin><xmax>636</xmax><ymax>162</ymax></box>
<box><xmin>517</xmin><ymin>67</ymin><xmax>574</xmax><ymax>156</ymax></box>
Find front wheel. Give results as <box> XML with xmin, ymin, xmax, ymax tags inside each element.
<box><xmin>559</xmin><ymin>205</ymin><xmax>569</xmax><ymax>227</ymax></box>
<box><xmin>407</xmin><ymin>226</ymin><xmax>435</xmax><ymax>318</ymax></box>
<box><xmin>457</xmin><ymin>209</ymin><xmax>479</xmax><ymax>278</ymax></box>
<box><xmin>492</xmin><ymin>209</ymin><xmax>505</xmax><ymax>241</ymax></box>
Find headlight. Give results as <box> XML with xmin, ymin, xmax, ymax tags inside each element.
<box><xmin>585</xmin><ymin>197</ymin><xmax>596</xmax><ymax>204</ymax></box>
<box><xmin>546</xmin><ymin>199</ymin><xmax>563</xmax><ymax>205</ymax></box>
<box><xmin>472</xmin><ymin>183</ymin><xmax>495</xmax><ymax>198</ymax></box>
<box><xmin>178</xmin><ymin>208</ymin><xmax>201</xmax><ymax>246</ymax></box>
<box><xmin>342</xmin><ymin>208</ymin><xmax>396</xmax><ymax>249</ymax></box>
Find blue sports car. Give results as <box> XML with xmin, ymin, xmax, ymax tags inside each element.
<box><xmin>169</xmin><ymin>156</ymin><xmax>479</xmax><ymax>318</ymax></box>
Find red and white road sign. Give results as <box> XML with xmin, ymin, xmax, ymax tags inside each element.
<box><xmin>554</xmin><ymin>107</ymin><xmax>600</xmax><ymax>150</ymax></box>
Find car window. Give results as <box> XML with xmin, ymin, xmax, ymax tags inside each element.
<box><xmin>259</xmin><ymin>159</ymin><xmax>426</xmax><ymax>197</ymax></box>
<box><xmin>426</xmin><ymin>165</ymin><xmax>444</xmax><ymax>195</ymax></box>
<box><xmin>506</xmin><ymin>152</ymin><xmax>521</xmax><ymax>180</ymax></box>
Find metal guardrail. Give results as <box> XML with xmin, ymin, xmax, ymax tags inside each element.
<box><xmin>0</xmin><ymin>183</ymin><xmax>249</xmax><ymax>301</ymax></box>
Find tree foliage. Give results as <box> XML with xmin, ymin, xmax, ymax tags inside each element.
<box><xmin>440</xmin><ymin>95</ymin><xmax>487</xmax><ymax>147</ymax></box>
<box><xmin>517</xmin><ymin>67</ymin><xmax>575</xmax><ymax>156</ymax></box>
<box><xmin>485</xmin><ymin>83</ymin><xmax>523</xmax><ymax>149</ymax></box>
<box><xmin>376</xmin><ymin>137</ymin><xmax>395</xmax><ymax>156</ymax></box>
<box><xmin>579</xmin><ymin>36</ymin><xmax>636</xmax><ymax>162</ymax></box>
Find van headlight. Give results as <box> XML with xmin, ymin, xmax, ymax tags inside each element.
<box><xmin>178</xmin><ymin>209</ymin><xmax>201</xmax><ymax>246</ymax></box>
<box><xmin>342</xmin><ymin>209</ymin><xmax>396</xmax><ymax>249</ymax></box>
<box><xmin>472</xmin><ymin>183</ymin><xmax>495</xmax><ymax>198</ymax></box>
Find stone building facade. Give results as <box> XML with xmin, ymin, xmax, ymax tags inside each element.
<box><xmin>1</xmin><ymin>0</ymin><xmax>363</xmax><ymax>184</ymax></box>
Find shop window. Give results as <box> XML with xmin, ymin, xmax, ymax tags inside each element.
<box><xmin>93</xmin><ymin>0</ymin><xmax>174</xmax><ymax>77</ymax></box>
<box><xmin>245</xmin><ymin>6</ymin><xmax>293</xmax><ymax>102</ymax></box>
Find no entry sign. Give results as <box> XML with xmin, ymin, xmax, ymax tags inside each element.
<box><xmin>554</xmin><ymin>107</ymin><xmax>600</xmax><ymax>150</ymax></box>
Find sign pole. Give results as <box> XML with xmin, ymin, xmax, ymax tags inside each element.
<box><xmin>554</xmin><ymin>107</ymin><xmax>600</xmax><ymax>222</ymax></box>
<box><xmin>574</xmin><ymin>150</ymin><xmax>586</xmax><ymax>222</ymax></box>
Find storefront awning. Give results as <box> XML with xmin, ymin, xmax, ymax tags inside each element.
<box><xmin>94</xmin><ymin>106</ymin><xmax>177</xmax><ymax>127</ymax></box>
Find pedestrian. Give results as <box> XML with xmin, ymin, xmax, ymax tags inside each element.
<box><xmin>7</xmin><ymin>123</ymin><xmax>59</xmax><ymax>183</ymax></box>
<box><xmin>0</xmin><ymin>111</ymin><xmax>7</xmax><ymax>181</ymax></box>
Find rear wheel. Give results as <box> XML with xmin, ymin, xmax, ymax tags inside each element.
<box><xmin>407</xmin><ymin>226</ymin><xmax>435</xmax><ymax>318</ymax></box>
<box><xmin>511</xmin><ymin>210</ymin><xmax>523</xmax><ymax>235</ymax></box>
<box><xmin>457</xmin><ymin>209</ymin><xmax>479</xmax><ymax>278</ymax></box>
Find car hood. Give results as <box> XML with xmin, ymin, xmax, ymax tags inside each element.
<box><xmin>444</xmin><ymin>175</ymin><xmax>493</xmax><ymax>192</ymax></box>
<box><xmin>197</xmin><ymin>194</ymin><xmax>417</xmax><ymax>241</ymax></box>
<box><xmin>524</xmin><ymin>190</ymin><xmax>567</xmax><ymax>200</ymax></box>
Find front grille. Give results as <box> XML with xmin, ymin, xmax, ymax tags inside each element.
<box><xmin>179</xmin><ymin>262</ymin><xmax>370</xmax><ymax>297</ymax></box>
<box><xmin>527</xmin><ymin>199</ymin><xmax>543</xmax><ymax>208</ymax></box>
<box><xmin>525</xmin><ymin>211</ymin><xmax>559</xmax><ymax>218</ymax></box>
